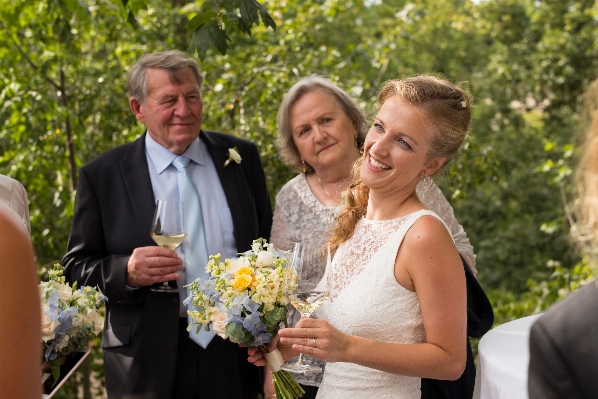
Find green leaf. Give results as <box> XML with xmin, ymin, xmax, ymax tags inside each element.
<box><xmin>126</xmin><ymin>10</ymin><xmax>139</xmax><ymax>28</ymax></box>
<box><xmin>188</xmin><ymin>21</ymin><xmax>231</xmax><ymax>59</ymax></box>
<box><xmin>76</xmin><ymin>0</ymin><xmax>92</xmax><ymax>18</ymax></box>
<box><xmin>185</xmin><ymin>10</ymin><xmax>218</xmax><ymax>31</ymax></box>
<box><xmin>50</xmin><ymin>359</ymin><xmax>61</xmax><ymax>387</ymax></box>
<box><xmin>263</xmin><ymin>306</ymin><xmax>287</xmax><ymax>329</ymax></box>
<box><xmin>238</xmin><ymin>0</ymin><xmax>276</xmax><ymax>35</ymax></box>
<box><xmin>225</xmin><ymin>322</ymin><xmax>254</xmax><ymax>347</ymax></box>
<box><xmin>125</xmin><ymin>0</ymin><xmax>148</xmax><ymax>14</ymax></box>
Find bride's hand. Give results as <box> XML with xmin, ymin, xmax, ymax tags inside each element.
<box><xmin>278</xmin><ymin>318</ymin><xmax>349</xmax><ymax>363</ymax></box>
<box><xmin>246</xmin><ymin>333</ymin><xmax>299</xmax><ymax>366</ymax></box>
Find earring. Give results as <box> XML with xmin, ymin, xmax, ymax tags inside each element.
<box><xmin>354</xmin><ymin>136</ymin><xmax>359</xmax><ymax>148</ymax></box>
<box><xmin>302</xmin><ymin>160</ymin><xmax>307</xmax><ymax>174</ymax></box>
<box><xmin>418</xmin><ymin>175</ymin><xmax>432</xmax><ymax>199</ymax></box>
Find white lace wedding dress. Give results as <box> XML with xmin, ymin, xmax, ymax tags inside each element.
<box><xmin>315</xmin><ymin>210</ymin><xmax>449</xmax><ymax>398</ymax></box>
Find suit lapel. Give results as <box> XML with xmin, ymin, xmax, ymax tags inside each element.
<box><xmin>200</xmin><ymin>130</ymin><xmax>247</xmax><ymax>249</ymax></box>
<box><xmin>119</xmin><ymin>133</ymin><xmax>156</xmax><ymax>236</ymax></box>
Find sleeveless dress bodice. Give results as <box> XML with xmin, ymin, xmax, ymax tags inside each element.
<box><xmin>315</xmin><ymin>210</ymin><xmax>448</xmax><ymax>398</ymax></box>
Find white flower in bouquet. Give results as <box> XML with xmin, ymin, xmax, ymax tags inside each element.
<box><xmin>41</xmin><ymin>303</ymin><xmax>60</xmax><ymax>342</ymax></box>
<box><xmin>185</xmin><ymin>238</ymin><xmax>304</xmax><ymax>399</ymax></box>
<box><xmin>57</xmin><ymin>284</ymin><xmax>72</xmax><ymax>300</ymax></box>
<box><xmin>212</xmin><ymin>311</ymin><xmax>228</xmax><ymax>339</ymax></box>
<box><xmin>40</xmin><ymin>264</ymin><xmax>107</xmax><ymax>385</ymax></box>
<box><xmin>256</xmin><ymin>250</ymin><xmax>276</xmax><ymax>267</ymax></box>
<box><xmin>227</xmin><ymin>256</ymin><xmax>251</xmax><ymax>275</ymax></box>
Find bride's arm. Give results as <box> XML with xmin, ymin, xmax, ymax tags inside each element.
<box><xmin>278</xmin><ymin>215</ymin><xmax>467</xmax><ymax>380</ymax></box>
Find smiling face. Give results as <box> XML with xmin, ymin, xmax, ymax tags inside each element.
<box><xmin>290</xmin><ymin>89</ymin><xmax>360</xmax><ymax>173</ymax></box>
<box><xmin>129</xmin><ymin>67</ymin><xmax>203</xmax><ymax>155</ymax></box>
<box><xmin>361</xmin><ymin>95</ymin><xmax>445</xmax><ymax>195</ymax></box>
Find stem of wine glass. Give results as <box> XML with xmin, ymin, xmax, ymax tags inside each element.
<box><xmin>297</xmin><ymin>315</ymin><xmax>310</xmax><ymax>365</ymax></box>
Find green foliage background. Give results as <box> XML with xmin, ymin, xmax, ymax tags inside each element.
<box><xmin>1</xmin><ymin>0</ymin><xmax>597</xmax><ymax>396</ymax></box>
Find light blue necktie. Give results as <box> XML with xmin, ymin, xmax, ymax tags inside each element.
<box><xmin>171</xmin><ymin>155</ymin><xmax>215</xmax><ymax>348</ymax></box>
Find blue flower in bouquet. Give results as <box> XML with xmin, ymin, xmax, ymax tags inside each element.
<box><xmin>243</xmin><ymin>311</ymin><xmax>268</xmax><ymax>337</ymax></box>
<box><xmin>252</xmin><ymin>331</ymin><xmax>272</xmax><ymax>346</ymax></box>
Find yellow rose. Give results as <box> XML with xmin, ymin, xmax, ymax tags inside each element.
<box><xmin>212</xmin><ymin>311</ymin><xmax>228</xmax><ymax>339</ymax></box>
<box><xmin>232</xmin><ymin>274</ymin><xmax>252</xmax><ymax>290</ymax></box>
<box><xmin>235</xmin><ymin>266</ymin><xmax>253</xmax><ymax>277</ymax></box>
<box><xmin>41</xmin><ymin>303</ymin><xmax>60</xmax><ymax>342</ymax></box>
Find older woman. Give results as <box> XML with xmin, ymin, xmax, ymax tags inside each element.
<box><xmin>266</xmin><ymin>76</ymin><xmax>488</xmax><ymax>398</ymax></box>
<box><xmin>253</xmin><ymin>75</ymin><xmax>473</xmax><ymax>398</ymax></box>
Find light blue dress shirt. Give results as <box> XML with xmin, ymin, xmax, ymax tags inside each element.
<box><xmin>145</xmin><ymin>133</ymin><xmax>237</xmax><ymax>315</ymax></box>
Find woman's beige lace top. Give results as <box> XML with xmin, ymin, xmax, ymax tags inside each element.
<box><xmin>271</xmin><ymin>174</ymin><xmax>476</xmax><ymax>272</ymax></box>
<box><xmin>0</xmin><ymin>175</ymin><xmax>30</xmax><ymax>235</ymax></box>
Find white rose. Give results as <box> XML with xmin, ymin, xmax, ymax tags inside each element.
<box><xmin>41</xmin><ymin>303</ymin><xmax>60</xmax><ymax>342</ymax></box>
<box><xmin>228</xmin><ymin>257</ymin><xmax>251</xmax><ymax>275</ymax></box>
<box><xmin>212</xmin><ymin>311</ymin><xmax>228</xmax><ymax>339</ymax></box>
<box><xmin>228</xmin><ymin>148</ymin><xmax>242</xmax><ymax>163</ymax></box>
<box><xmin>256</xmin><ymin>251</ymin><xmax>275</xmax><ymax>267</ymax></box>
<box><xmin>57</xmin><ymin>284</ymin><xmax>72</xmax><ymax>300</ymax></box>
<box><xmin>85</xmin><ymin>310</ymin><xmax>104</xmax><ymax>335</ymax></box>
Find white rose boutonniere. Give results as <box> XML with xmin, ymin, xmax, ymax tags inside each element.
<box><xmin>223</xmin><ymin>147</ymin><xmax>242</xmax><ymax>167</ymax></box>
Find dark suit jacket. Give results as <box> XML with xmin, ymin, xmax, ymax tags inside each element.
<box><xmin>62</xmin><ymin>131</ymin><xmax>273</xmax><ymax>399</ymax></box>
<box><xmin>421</xmin><ymin>257</ymin><xmax>494</xmax><ymax>399</ymax></box>
<box><xmin>528</xmin><ymin>279</ymin><xmax>598</xmax><ymax>399</ymax></box>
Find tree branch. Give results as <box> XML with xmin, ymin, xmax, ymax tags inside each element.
<box><xmin>9</xmin><ymin>34</ymin><xmax>61</xmax><ymax>91</ymax></box>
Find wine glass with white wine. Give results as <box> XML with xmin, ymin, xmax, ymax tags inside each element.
<box><xmin>150</xmin><ymin>200</ymin><xmax>186</xmax><ymax>293</ymax></box>
<box><xmin>281</xmin><ymin>242</ymin><xmax>331</xmax><ymax>374</ymax></box>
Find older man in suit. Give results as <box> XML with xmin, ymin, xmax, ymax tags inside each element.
<box><xmin>62</xmin><ymin>50</ymin><xmax>272</xmax><ymax>399</ymax></box>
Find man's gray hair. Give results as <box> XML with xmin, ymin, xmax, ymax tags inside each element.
<box><xmin>127</xmin><ymin>50</ymin><xmax>204</xmax><ymax>104</ymax></box>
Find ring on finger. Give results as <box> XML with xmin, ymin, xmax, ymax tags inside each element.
<box><xmin>312</xmin><ymin>337</ymin><xmax>316</xmax><ymax>348</ymax></box>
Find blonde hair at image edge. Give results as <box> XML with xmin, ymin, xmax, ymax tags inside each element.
<box><xmin>574</xmin><ymin>103</ymin><xmax>598</xmax><ymax>264</ymax></box>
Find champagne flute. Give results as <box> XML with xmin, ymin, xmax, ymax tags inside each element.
<box><xmin>281</xmin><ymin>242</ymin><xmax>331</xmax><ymax>374</ymax></box>
<box><xmin>150</xmin><ymin>200</ymin><xmax>186</xmax><ymax>293</ymax></box>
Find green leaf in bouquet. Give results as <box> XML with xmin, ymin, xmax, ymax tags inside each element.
<box><xmin>263</xmin><ymin>306</ymin><xmax>287</xmax><ymax>330</ymax></box>
<box><xmin>50</xmin><ymin>358</ymin><xmax>61</xmax><ymax>387</ymax></box>
<box><xmin>225</xmin><ymin>323</ymin><xmax>254</xmax><ymax>347</ymax></box>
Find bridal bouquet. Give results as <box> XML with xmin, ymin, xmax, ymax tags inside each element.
<box><xmin>186</xmin><ymin>238</ymin><xmax>304</xmax><ymax>399</ymax></box>
<box><xmin>40</xmin><ymin>264</ymin><xmax>107</xmax><ymax>383</ymax></box>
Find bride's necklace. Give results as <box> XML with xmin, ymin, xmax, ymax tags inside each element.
<box><xmin>319</xmin><ymin>177</ymin><xmax>340</xmax><ymax>204</ymax></box>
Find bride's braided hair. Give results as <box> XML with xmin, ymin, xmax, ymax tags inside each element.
<box><xmin>329</xmin><ymin>75</ymin><xmax>472</xmax><ymax>254</ymax></box>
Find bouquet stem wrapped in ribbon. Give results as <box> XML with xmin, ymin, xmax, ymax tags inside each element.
<box><xmin>261</xmin><ymin>346</ymin><xmax>304</xmax><ymax>398</ymax></box>
<box><xmin>186</xmin><ymin>238</ymin><xmax>304</xmax><ymax>399</ymax></box>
